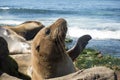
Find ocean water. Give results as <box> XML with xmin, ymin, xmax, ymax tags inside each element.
<box><xmin>0</xmin><ymin>0</ymin><xmax>120</xmax><ymax>57</ymax></box>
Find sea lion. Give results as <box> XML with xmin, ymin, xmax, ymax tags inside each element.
<box><xmin>0</xmin><ymin>37</ymin><xmax>9</xmax><ymax>57</ymax></box>
<box><xmin>67</xmin><ymin>35</ymin><xmax>92</xmax><ymax>61</ymax></box>
<box><xmin>32</xmin><ymin>18</ymin><xmax>75</xmax><ymax>80</ymax></box>
<box><xmin>0</xmin><ymin>27</ymin><xmax>30</xmax><ymax>54</ymax></box>
<box><xmin>4</xmin><ymin>21</ymin><xmax>45</xmax><ymax>40</ymax></box>
<box><xmin>0</xmin><ymin>36</ymin><xmax>19</xmax><ymax>77</ymax></box>
<box><xmin>0</xmin><ymin>37</ymin><xmax>31</xmax><ymax>80</ymax></box>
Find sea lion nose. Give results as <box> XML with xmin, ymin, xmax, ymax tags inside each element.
<box><xmin>57</xmin><ymin>18</ymin><xmax>67</xmax><ymax>33</ymax></box>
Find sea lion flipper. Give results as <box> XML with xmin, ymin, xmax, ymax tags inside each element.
<box><xmin>67</xmin><ymin>35</ymin><xmax>92</xmax><ymax>61</ymax></box>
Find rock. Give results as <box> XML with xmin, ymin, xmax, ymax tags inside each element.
<box><xmin>0</xmin><ymin>73</ymin><xmax>20</xmax><ymax>80</ymax></box>
<box><xmin>10</xmin><ymin>54</ymin><xmax>31</xmax><ymax>75</ymax></box>
<box><xmin>0</xmin><ymin>66</ymin><xmax>116</xmax><ymax>80</ymax></box>
<box><xmin>48</xmin><ymin>66</ymin><xmax>116</xmax><ymax>80</ymax></box>
<box><xmin>10</xmin><ymin>53</ymin><xmax>116</xmax><ymax>80</ymax></box>
<box><xmin>97</xmin><ymin>53</ymin><xmax>103</xmax><ymax>58</ymax></box>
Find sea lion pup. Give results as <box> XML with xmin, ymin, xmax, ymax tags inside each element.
<box><xmin>4</xmin><ymin>21</ymin><xmax>45</xmax><ymax>40</ymax></box>
<box><xmin>32</xmin><ymin>18</ymin><xmax>75</xmax><ymax>80</ymax></box>
<box><xmin>0</xmin><ymin>27</ymin><xmax>31</xmax><ymax>54</ymax></box>
<box><xmin>67</xmin><ymin>35</ymin><xmax>92</xmax><ymax>61</ymax></box>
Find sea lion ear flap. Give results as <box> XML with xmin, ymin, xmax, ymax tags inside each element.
<box><xmin>66</xmin><ymin>35</ymin><xmax>92</xmax><ymax>61</ymax></box>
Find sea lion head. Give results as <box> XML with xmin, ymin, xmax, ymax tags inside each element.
<box><xmin>32</xmin><ymin>18</ymin><xmax>69</xmax><ymax>79</ymax></box>
<box><xmin>32</xmin><ymin>18</ymin><xmax>67</xmax><ymax>59</ymax></box>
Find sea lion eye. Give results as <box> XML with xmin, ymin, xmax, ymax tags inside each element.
<box><xmin>36</xmin><ymin>45</ymin><xmax>40</xmax><ymax>52</ymax></box>
<box><xmin>45</xmin><ymin>28</ymin><xmax>50</xmax><ymax>35</ymax></box>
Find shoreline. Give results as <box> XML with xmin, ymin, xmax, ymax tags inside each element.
<box><xmin>0</xmin><ymin>23</ymin><xmax>120</xmax><ymax>58</ymax></box>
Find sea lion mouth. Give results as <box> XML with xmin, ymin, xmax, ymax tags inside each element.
<box><xmin>50</xmin><ymin>18</ymin><xmax>67</xmax><ymax>40</ymax></box>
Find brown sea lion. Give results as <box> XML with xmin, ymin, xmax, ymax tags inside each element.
<box><xmin>4</xmin><ymin>21</ymin><xmax>45</xmax><ymax>40</ymax></box>
<box><xmin>32</xmin><ymin>18</ymin><xmax>75</xmax><ymax>80</ymax></box>
<box><xmin>0</xmin><ymin>27</ymin><xmax>31</xmax><ymax>54</ymax></box>
<box><xmin>67</xmin><ymin>35</ymin><xmax>92</xmax><ymax>61</ymax></box>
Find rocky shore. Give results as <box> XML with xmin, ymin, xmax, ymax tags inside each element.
<box><xmin>0</xmin><ymin>19</ymin><xmax>119</xmax><ymax>80</ymax></box>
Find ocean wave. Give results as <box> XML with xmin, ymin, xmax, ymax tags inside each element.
<box><xmin>0</xmin><ymin>7</ymin><xmax>77</xmax><ymax>15</ymax></box>
<box><xmin>0</xmin><ymin>19</ymin><xmax>120</xmax><ymax>40</ymax></box>
<box><xmin>0</xmin><ymin>6</ymin><xmax>120</xmax><ymax>17</ymax></box>
<box><xmin>0</xmin><ymin>7</ymin><xmax>10</xmax><ymax>10</ymax></box>
<box><xmin>68</xmin><ymin>27</ymin><xmax>120</xmax><ymax>40</ymax></box>
<box><xmin>67</xmin><ymin>17</ymin><xmax>120</xmax><ymax>31</ymax></box>
<box><xmin>0</xmin><ymin>20</ymin><xmax>23</xmax><ymax>25</ymax></box>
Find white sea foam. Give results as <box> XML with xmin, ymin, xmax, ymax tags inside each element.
<box><xmin>68</xmin><ymin>27</ymin><xmax>120</xmax><ymax>39</ymax></box>
<box><xmin>0</xmin><ymin>7</ymin><xmax>10</xmax><ymax>10</ymax></box>
<box><xmin>67</xmin><ymin>17</ymin><xmax>120</xmax><ymax>30</ymax></box>
<box><xmin>0</xmin><ymin>20</ymin><xmax>23</xmax><ymax>25</ymax></box>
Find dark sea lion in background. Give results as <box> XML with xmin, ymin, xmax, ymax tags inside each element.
<box><xmin>0</xmin><ymin>37</ymin><xmax>31</xmax><ymax>80</ymax></box>
<box><xmin>4</xmin><ymin>21</ymin><xmax>45</xmax><ymax>40</ymax></box>
<box><xmin>32</xmin><ymin>18</ymin><xmax>75</xmax><ymax>80</ymax></box>
<box><xmin>0</xmin><ymin>27</ymin><xmax>31</xmax><ymax>54</ymax></box>
<box><xmin>0</xmin><ymin>37</ymin><xmax>9</xmax><ymax>57</ymax></box>
<box><xmin>67</xmin><ymin>35</ymin><xmax>92</xmax><ymax>61</ymax></box>
<box><xmin>0</xmin><ymin>37</ymin><xmax>19</xmax><ymax>77</ymax></box>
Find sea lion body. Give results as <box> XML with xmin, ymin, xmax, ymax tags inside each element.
<box><xmin>4</xmin><ymin>21</ymin><xmax>44</xmax><ymax>40</ymax></box>
<box><xmin>0</xmin><ymin>27</ymin><xmax>30</xmax><ymax>54</ymax></box>
<box><xmin>32</xmin><ymin>18</ymin><xmax>75</xmax><ymax>80</ymax></box>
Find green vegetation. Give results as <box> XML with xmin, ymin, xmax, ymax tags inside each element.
<box><xmin>75</xmin><ymin>48</ymin><xmax>120</xmax><ymax>71</ymax></box>
<box><xmin>65</xmin><ymin>37</ymin><xmax>120</xmax><ymax>71</ymax></box>
<box><xmin>65</xmin><ymin>38</ymin><xmax>73</xmax><ymax>43</ymax></box>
